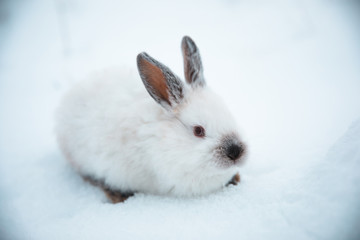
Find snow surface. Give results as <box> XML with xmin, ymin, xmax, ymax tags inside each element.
<box><xmin>1</xmin><ymin>0</ymin><xmax>360</xmax><ymax>239</ymax></box>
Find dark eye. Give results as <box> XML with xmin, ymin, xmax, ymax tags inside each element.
<box><xmin>193</xmin><ymin>125</ymin><xmax>205</xmax><ymax>138</ymax></box>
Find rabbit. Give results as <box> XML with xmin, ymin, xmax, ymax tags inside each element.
<box><xmin>56</xmin><ymin>36</ymin><xmax>247</xmax><ymax>203</ymax></box>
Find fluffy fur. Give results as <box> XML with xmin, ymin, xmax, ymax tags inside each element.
<box><xmin>56</xmin><ymin>36</ymin><xmax>246</xmax><ymax>199</ymax></box>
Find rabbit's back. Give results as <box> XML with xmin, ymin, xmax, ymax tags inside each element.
<box><xmin>56</xmin><ymin>69</ymin><xmax>161</xmax><ymax>192</ymax></box>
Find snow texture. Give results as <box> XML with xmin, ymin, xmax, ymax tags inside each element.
<box><xmin>0</xmin><ymin>0</ymin><xmax>360</xmax><ymax>239</ymax></box>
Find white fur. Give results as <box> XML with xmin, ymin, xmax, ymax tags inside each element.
<box><xmin>56</xmin><ymin>64</ymin><xmax>244</xmax><ymax>198</ymax></box>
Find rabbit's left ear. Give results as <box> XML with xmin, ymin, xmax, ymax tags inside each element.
<box><xmin>137</xmin><ymin>52</ymin><xmax>185</xmax><ymax>111</ymax></box>
<box><xmin>181</xmin><ymin>36</ymin><xmax>205</xmax><ymax>88</ymax></box>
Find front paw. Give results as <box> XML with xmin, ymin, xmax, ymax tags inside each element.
<box><xmin>226</xmin><ymin>173</ymin><xmax>240</xmax><ymax>186</ymax></box>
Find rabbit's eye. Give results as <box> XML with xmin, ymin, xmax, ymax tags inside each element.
<box><xmin>193</xmin><ymin>126</ymin><xmax>205</xmax><ymax>138</ymax></box>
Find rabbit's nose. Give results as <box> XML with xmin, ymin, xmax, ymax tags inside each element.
<box><xmin>226</xmin><ymin>144</ymin><xmax>244</xmax><ymax>160</ymax></box>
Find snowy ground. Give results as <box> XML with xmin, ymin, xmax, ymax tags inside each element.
<box><xmin>1</xmin><ymin>0</ymin><xmax>360</xmax><ymax>239</ymax></box>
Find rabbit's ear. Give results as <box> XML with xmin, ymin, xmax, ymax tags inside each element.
<box><xmin>137</xmin><ymin>52</ymin><xmax>185</xmax><ymax>110</ymax></box>
<box><xmin>181</xmin><ymin>36</ymin><xmax>205</xmax><ymax>88</ymax></box>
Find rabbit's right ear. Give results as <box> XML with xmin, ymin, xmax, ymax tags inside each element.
<box><xmin>137</xmin><ymin>52</ymin><xmax>185</xmax><ymax>111</ymax></box>
<box><xmin>181</xmin><ymin>36</ymin><xmax>205</xmax><ymax>88</ymax></box>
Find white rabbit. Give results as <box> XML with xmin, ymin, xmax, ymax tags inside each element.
<box><xmin>56</xmin><ymin>36</ymin><xmax>247</xmax><ymax>202</ymax></box>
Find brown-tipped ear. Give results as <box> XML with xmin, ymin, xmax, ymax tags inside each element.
<box><xmin>137</xmin><ymin>52</ymin><xmax>185</xmax><ymax>110</ymax></box>
<box><xmin>181</xmin><ymin>36</ymin><xmax>205</xmax><ymax>88</ymax></box>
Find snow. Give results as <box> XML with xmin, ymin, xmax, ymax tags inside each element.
<box><xmin>1</xmin><ymin>0</ymin><xmax>360</xmax><ymax>239</ymax></box>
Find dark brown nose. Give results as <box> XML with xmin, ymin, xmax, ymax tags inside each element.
<box><xmin>226</xmin><ymin>144</ymin><xmax>244</xmax><ymax>160</ymax></box>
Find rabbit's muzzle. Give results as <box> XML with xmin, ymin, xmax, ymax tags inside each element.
<box><xmin>226</xmin><ymin>144</ymin><xmax>244</xmax><ymax>161</ymax></box>
<box><xmin>215</xmin><ymin>133</ymin><xmax>246</xmax><ymax>167</ymax></box>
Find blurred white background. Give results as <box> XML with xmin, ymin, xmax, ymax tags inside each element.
<box><xmin>0</xmin><ymin>0</ymin><xmax>360</xmax><ymax>239</ymax></box>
